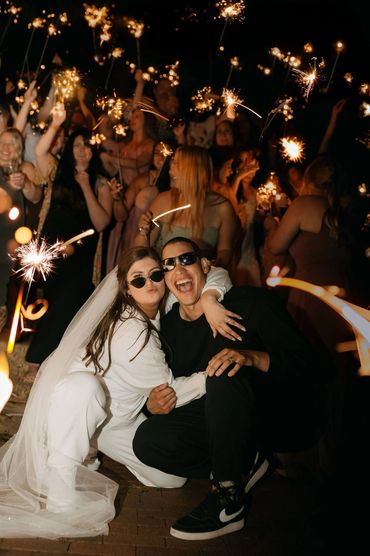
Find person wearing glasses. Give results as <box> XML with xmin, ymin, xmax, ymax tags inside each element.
<box><xmin>0</xmin><ymin>245</ymin><xmax>242</xmax><ymax>538</ymax></box>
<box><xmin>133</xmin><ymin>236</ymin><xmax>327</xmax><ymax>541</ymax></box>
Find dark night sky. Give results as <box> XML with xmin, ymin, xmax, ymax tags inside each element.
<box><xmin>1</xmin><ymin>0</ymin><xmax>368</xmax><ymax>99</ymax></box>
<box><xmin>0</xmin><ymin>0</ymin><xmax>368</xmax><ymax>180</ymax></box>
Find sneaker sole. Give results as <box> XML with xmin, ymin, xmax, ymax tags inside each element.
<box><xmin>244</xmin><ymin>458</ymin><xmax>270</xmax><ymax>494</ymax></box>
<box><xmin>170</xmin><ymin>518</ymin><xmax>244</xmax><ymax>541</ymax></box>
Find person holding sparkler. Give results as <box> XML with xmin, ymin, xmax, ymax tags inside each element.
<box><xmin>112</xmin><ymin>141</ymin><xmax>172</xmax><ymax>252</ymax></box>
<box><xmin>135</xmin><ymin>145</ymin><xmax>238</xmax><ymax>270</ymax></box>
<box><xmin>102</xmin><ymin>106</ymin><xmax>158</xmax><ymax>273</ymax></box>
<box><xmin>0</xmin><ymin>244</ymin><xmax>241</xmax><ymax>538</ymax></box>
<box><xmin>0</xmin><ymin>127</ymin><xmax>40</xmax><ymax>333</ymax></box>
<box><xmin>25</xmin><ymin>115</ymin><xmax>112</xmax><ymax>379</ymax></box>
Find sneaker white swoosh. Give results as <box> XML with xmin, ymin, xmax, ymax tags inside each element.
<box><xmin>219</xmin><ymin>506</ymin><xmax>244</xmax><ymax>523</ymax></box>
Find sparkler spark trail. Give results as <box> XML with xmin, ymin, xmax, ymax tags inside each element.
<box><xmin>221</xmin><ymin>88</ymin><xmax>262</xmax><ymax>120</ymax></box>
<box><xmin>7</xmin><ymin>282</ymin><xmax>24</xmax><ymax>354</ymax></box>
<box><xmin>266</xmin><ymin>268</ymin><xmax>370</xmax><ymax>376</ymax></box>
<box><xmin>0</xmin><ymin>351</ymin><xmax>12</xmax><ymax>412</ymax></box>
<box><xmin>152</xmin><ymin>204</ymin><xmax>191</xmax><ymax>227</ymax></box>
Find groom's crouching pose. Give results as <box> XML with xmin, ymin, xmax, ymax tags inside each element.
<box><xmin>133</xmin><ymin>237</ymin><xmax>327</xmax><ymax>541</ymax></box>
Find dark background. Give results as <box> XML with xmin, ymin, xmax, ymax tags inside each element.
<box><xmin>0</xmin><ymin>0</ymin><xmax>369</xmax><ymax>178</ymax></box>
<box><xmin>0</xmin><ymin>0</ymin><xmax>368</xmax><ymax>101</ymax></box>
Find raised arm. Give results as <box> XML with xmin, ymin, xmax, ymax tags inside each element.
<box><xmin>13</xmin><ymin>81</ymin><xmax>37</xmax><ymax>134</ymax></box>
<box><xmin>35</xmin><ymin>103</ymin><xmax>66</xmax><ymax>180</ymax></box>
<box><xmin>318</xmin><ymin>99</ymin><xmax>347</xmax><ymax>154</ymax></box>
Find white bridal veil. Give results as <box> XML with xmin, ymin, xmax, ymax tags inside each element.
<box><xmin>0</xmin><ymin>268</ymin><xmax>120</xmax><ymax>539</ymax></box>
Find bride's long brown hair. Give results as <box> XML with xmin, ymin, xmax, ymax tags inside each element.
<box><xmin>84</xmin><ymin>246</ymin><xmax>164</xmax><ymax>375</ymax></box>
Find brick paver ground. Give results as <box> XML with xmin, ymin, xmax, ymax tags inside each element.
<box><xmin>0</xmin><ymin>453</ymin><xmax>320</xmax><ymax>556</ymax></box>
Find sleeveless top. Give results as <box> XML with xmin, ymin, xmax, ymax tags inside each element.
<box><xmin>155</xmin><ymin>222</ymin><xmax>219</xmax><ymax>260</ymax></box>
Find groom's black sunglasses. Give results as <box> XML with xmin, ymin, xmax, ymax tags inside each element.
<box><xmin>128</xmin><ymin>269</ymin><xmax>164</xmax><ymax>289</ymax></box>
<box><xmin>162</xmin><ymin>251</ymin><xmax>198</xmax><ymax>272</ymax></box>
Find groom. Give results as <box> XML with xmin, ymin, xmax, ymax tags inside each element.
<box><xmin>133</xmin><ymin>236</ymin><xmax>326</xmax><ymax>541</ymax></box>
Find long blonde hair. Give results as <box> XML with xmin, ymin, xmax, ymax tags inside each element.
<box><xmin>169</xmin><ymin>146</ymin><xmax>213</xmax><ymax>240</ymax></box>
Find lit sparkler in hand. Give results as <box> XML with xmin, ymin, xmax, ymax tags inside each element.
<box><xmin>123</xmin><ymin>17</ymin><xmax>144</xmax><ymax>68</ymax></box>
<box><xmin>215</xmin><ymin>0</ymin><xmax>246</xmax><ymax>53</ymax></box>
<box><xmin>221</xmin><ymin>88</ymin><xmax>262</xmax><ymax>120</ymax></box>
<box><xmin>11</xmin><ymin>238</ymin><xmax>62</xmax><ymax>283</ymax></box>
<box><xmin>83</xmin><ymin>3</ymin><xmax>111</xmax><ymax>61</ymax></box>
<box><xmin>191</xmin><ymin>86</ymin><xmax>216</xmax><ymax>113</ymax></box>
<box><xmin>292</xmin><ymin>57</ymin><xmax>323</xmax><ymax>100</ymax></box>
<box><xmin>280</xmin><ymin>136</ymin><xmax>305</xmax><ymax>162</ymax></box>
<box><xmin>256</xmin><ymin>173</ymin><xmax>280</xmax><ymax>212</ymax></box>
<box><xmin>11</xmin><ymin>229</ymin><xmax>95</xmax><ymax>284</ymax></box>
<box><xmin>324</xmin><ymin>41</ymin><xmax>345</xmax><ymax>93</ymax></box>
<box><xmin>0</xmin><ymin>3</ymin><xmax>22</xmax><ymax>48</ymax></box>
<box><xmin>225</xmin><ymin>56</ymin><xmax>241</xmax><ymax>88</ymax></box>
<box><xmin>53</xmin><ymin>67</ymin><xmax>80</xmax><ymax>103</ymax></box>
<box><xmin>97</xmin><ymin>93</ymin><xmax>128</xmax><ymax>122</ymax></box>
<box><xmin>159</xmin><ymin>61</ymin><xmax>180</xmax><ymax>87</ymax></box>
<box><xmin>260</xmin><ymin>96</ymin><xmax>294</xmax><ymax>141</ymax></box>
<box><xmin>104</xmin><ymin>47</ymin><xmax>124</xmax><ymax>90</ymax></box>
<box><xmin>267</xmin><ymin>267</ymin><xmax>370</xmax><ymax>376</ymax></box>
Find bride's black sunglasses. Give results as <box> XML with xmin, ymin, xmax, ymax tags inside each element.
<box><xmin>128</xmin><ymin>269</ymin><xmax>164</xmax><ymax>289</ymax></box>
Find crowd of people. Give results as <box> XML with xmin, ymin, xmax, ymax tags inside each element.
<box><xmin>0</xmin><ymin>44</ymin><xmax>368</xmax><ymax>549</ymax></box>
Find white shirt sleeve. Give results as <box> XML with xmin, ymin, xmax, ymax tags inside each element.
<box><xmin>108</xmin><ymin>317</ymin><xmax>205</xmax><ymax>411</ymax></box>
<box><xmin>165</xmin><ymin>265</ymin><xmax>232</xmax><ymax>312</ymax></box>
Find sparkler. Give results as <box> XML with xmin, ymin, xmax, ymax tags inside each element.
<box><xmin>256</xmin><ymin>173</ymin><xmax>279</xmax><ymax>211</ymax></box>
<box><xmin>7</xmin><ymin>230</ymin><xmax>96</xmax><ymax>353</ymax></box>
<box><xmin>53</xmin><ymin>67</ymin><xmax>80</xmax><ymax>103</ymax></box>
<box><xmin>0</xmin><ymin>351</ymin><xmax>13</xmax><ymax>413</ymax></box>
<box><xmin>225</xmin><ymin>56</ymin><xmax>241</xmax><ymax>88</ymax></box>
<box><xmin>159</xmin><ymin>61</ymin><xmax>180</xmax><ymax>87</ymax></box>
<box><xmin>280</xmin><ymin>137</ymin><xmax>305</xmax><ymax>162</ymax></box>
<box><xmin>104</xmin><ymin>47</ymin><xmax>124</xmax><ymax>91</ymax></box>
<box><xmin>18</xmin><ymin>18</ymin><xmax>45</xmax><ymax>84</ymax></box>
<box><xmin>360</xmin><ymin>102</ymin><xmax>370</xmax><ymax>118</ymax></box>
<box><xmin>221</xmin><ymin>88</ymin><xmax>262</xmax><ymax>120</ymax></box>
<box><xmin>152</xmin><ymin>204</ymin><xmax>191</xmax><ymax>227</ymax></box>
<box><xmin>83</xmin><ymin>4</ymin><xmax>110</xmax><ymax>61</ymax></box>
<box><xmin>259</xmin><ymin>96</ymin><xmax>294</xmax><ymax>141</ymax></box>
<box><xmin>153</xmin><ymin>143</ymin><xmax>173</xmax><ymax>187</ymax></box>
<box><xmin>97</xmin><ymin>94</ymin><xmax>128</xmax><ymax>122</ymax></box>
<box><xmin>123</xmin><ymin>17</ymin><xmax>144</xmax><ymax>69</ymax></box>
<box><xmin>0</xmin><ymin>3</ymin><xmax>22</xmax><ymax>49</ymax></box>
<box><xmin>215</xmin><ymin>1</ymin><xmax>245</xmax><ymax>53</ymax></box>
<box><xmin>292</xmin><ymin>57</ymin><xmax>322</xmax><ymax>100</ymax></box>
<box><xmin>190</xmin><ymin>86</ymin><xmax>216</xmax><ymax>113</ymax></box>
<box><xmin>266</xmin><ymin>267</ymin><xmax>370</xmax><ymax>376</ymax></box>
<box><xmin>324</xmin><ymin>41</ymin><xmax>344</xmax><ymax>93</ymax></box>
<box><xmin>34</xmin><ymin>22</ymin><xmax>58</xmax><ymax>81</ymax></box>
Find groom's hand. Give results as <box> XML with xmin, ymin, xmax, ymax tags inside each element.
<box><xmin>146</xmin><ymin>383</ymin><xmax>177</xmax><ymax>414</ymax></box>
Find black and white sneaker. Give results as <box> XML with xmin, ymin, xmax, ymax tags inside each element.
<box><xmin>244</xmin><ymin>451</ymin><xmax>271</xmax><ymax>494</ymax></box>
<box><xmin>170</xmin><ymin>482</ymin><xmax>245</xmax><ymax>541</ymax></box>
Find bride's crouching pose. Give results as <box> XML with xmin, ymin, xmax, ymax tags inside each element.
<box><xmin>0</xmin><ymin>246</ymin><xmax>235</xmax><ymax>539</ymax></box>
